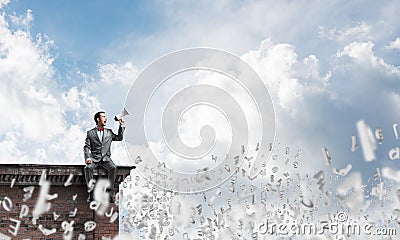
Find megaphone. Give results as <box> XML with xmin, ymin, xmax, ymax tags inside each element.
<box><xmin>114</xmin><ymin>108</ymin><xmax>129</xmax><ymax>121</ymax></box>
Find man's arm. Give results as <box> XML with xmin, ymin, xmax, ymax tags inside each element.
<box><xmin>83</xmin><ymin>131</ymin><xmax>93</xmax><ymax>164</ymax></box>
<box><xmin>112</xmin><ymin>124</ymin><xmax>125</xmax><ymax>141</ymax></box>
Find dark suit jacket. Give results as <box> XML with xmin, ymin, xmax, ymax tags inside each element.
<box><xmin>83</xmin><ymin>125</ymin><xmax>125</xmax><ymax>162</ymax></box>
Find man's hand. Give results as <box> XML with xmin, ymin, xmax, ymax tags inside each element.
<box><xmin>119</xmin><ymin>118</ymin><xmax>124</xmax><ymax>125</ymax></box>
<box><xmin>85</xmin><ymin>159</ymin><xmax>93</xmax><ymax>164</ymax></box>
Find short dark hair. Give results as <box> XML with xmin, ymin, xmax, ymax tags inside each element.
<box><xmin>94</xmin><ymin>111</ymin><xmax>105</xmax><ymax>124</ymax></box>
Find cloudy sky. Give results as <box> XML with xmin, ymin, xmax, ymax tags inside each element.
<box><xmin>1</xmin><ymin>0</ymin><xmax>400</xmax><ymax>189</ymax></box>
<box><xmin>1</xmin><ymin>0</ymin><xmax>400</xmax><ymax>238</ymax></box>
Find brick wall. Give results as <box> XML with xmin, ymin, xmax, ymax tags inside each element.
<box><xmin>0</xmin><ymin>164</ymin><xmax>132</xmax><ymax>240</ymax></box>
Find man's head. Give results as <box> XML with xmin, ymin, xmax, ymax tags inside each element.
<box><xmin>94</xmin><ymin>111</ymin><xmax>107</xmax><ymax>127</ymax></box>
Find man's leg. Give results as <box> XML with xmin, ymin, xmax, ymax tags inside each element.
<box><xmin>99</xmin><ymin>160</ymin><xmax>117</xmax><ymax>191</ymax></box>
<box><xmin>84</xmin><ymin>162</ymin><xmax>98</xmax><ymax>202</ymax></box>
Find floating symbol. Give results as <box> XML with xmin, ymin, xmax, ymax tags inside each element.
<box><xmin>84</xmin><ymin>221</ymin><xmax>96</xmax><ymax>232</ymax></box>
<box><xmin>393</xmin><ymin>123</ymin><xmax>399</xmax><ymax>140</ymax></box>
<box><xmin>10</xmin><ymin>178</ymin><xmax>16</xmax><ymax>188</ymax></box>
<box><xmin>356</xmin><ymin>120</ymin><xmax>377</xmax><ymax>162</ymax></box>
<box><xmin>64</xmin><ymin>174</ymin><xmax>73</xmax><ymax>187</ymax></box>
<box><xmin>351</xmin><ymin>135</ymin><xmax>358</xmax><ymax>152</ymax></box>
<box><xmin>333</xmin><ymin>164</ymin><xmax>352</xmax><ymax>176</ymax></box>
<box><xmin>38</xmin><ymin>224</ymin><xmax>56</xmax><ymax>236</ymax></box>
<box><xmin>313</xmin><ymin>170</ymin><xmax>325</xmax><ymax>191</ymax></box>
<box><xmin>322</xmin><ymin>147</ymin><xmax>331</xmax><ymax>165</ymax></box>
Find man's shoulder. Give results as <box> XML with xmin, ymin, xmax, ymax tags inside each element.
<box><xmin>86</xmin><ymin>127</ymin><xmax>97</xmax><ymax>133</ymax></box>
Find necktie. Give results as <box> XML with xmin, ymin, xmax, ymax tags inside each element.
<box><xmin>98</xmin><ymin>127</ymin><xmax>104</xmax><ymax>131</ymax></box>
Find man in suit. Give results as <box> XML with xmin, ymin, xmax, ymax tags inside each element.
<box><xmin>84</xmin><ymin>111</ymin><xmax>125</xmax><ymax>203</ymax></box>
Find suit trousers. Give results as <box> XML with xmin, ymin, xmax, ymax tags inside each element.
<box><xmin>84</xmin><ymin>160</ymin><xmax>117</xmax><ymax>192</ymax></box>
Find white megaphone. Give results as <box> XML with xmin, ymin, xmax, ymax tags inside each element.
<box><xmin>114</xmin><ymin>108</ymin><xmax>129</xmax><ymax>121</ymax></box>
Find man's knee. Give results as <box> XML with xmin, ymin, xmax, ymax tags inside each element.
<box><xmin>106</xmin><ymin>161</ymin><xmax>117</xmax><ymax>171</ymax></box>
<box><xmin>85</xmin><ymin>164</ymin><xmax>95</xmax><ymax>171</ymax></box>
<box><xmin>109</xmin><ymin>165</ymin><xmax>117</xmax><ymax>176</ymax></box>
<box><xmin>110</xmin><ymin>163</ymin><xmax>117</xmax><ymax>171</ymax></box>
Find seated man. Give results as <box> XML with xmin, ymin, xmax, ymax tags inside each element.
<box><xmin>83</xmin><ymin>111</ymin><xmax>125</xmax><ymax>203</ymax></box>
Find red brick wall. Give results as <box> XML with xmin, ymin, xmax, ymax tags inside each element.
<box><xmin>0</xmin><ymin>184</ymin><xmax>119</xmax><ymax>239</ymax></box>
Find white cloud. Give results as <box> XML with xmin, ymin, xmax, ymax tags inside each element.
<box><xmin>0</xmin><ymin>0</ymin><xmax>10</xmax><ymax>9</ymax></box>
<box><xmin>319</xmin><ymin>22</ymin><xmax>372</xmax><ymax>42</ymax></box>
<box><xmin>0</xmin><ymin>131</ymin><xmax>29</xmax><ymax>162</ymax></box>
<box><xmin>237</xmin><ymin>35</ymin><xmax>400</xmax><ymax>174</ymax></box>
<box><xmin>10</xmin><ymin>9</ymin><xmax>34</xmax><ymax>29</ymax></box>
<box><xmin>240</xmin><ymin>40</ymin><xmax>333</xmax><ymax>172</ymax></box>
<box><xmin>62</xmin><ymin>87</ymin><xmax>82</xmax><ymax>111</ymax></box>
<box><xmin>0</xmin><ymin>12</ymin><xmax>64</xmax><ymax>141</ymax></box>
<box><xmin>0</xmin><ymin>9</ymin><xmax>104</xmax><ymax>164</ymax></box>
<box><xmin>337</xmin><ymin>41</ymin><xmax>400</xmax><ymax>75</ymax></box>
<box><xmin>105</xmin><ymin>0</ymin><xmax>337</xmax><ymax>63</ymax></box>
<box><xmin>35</xmin><ymin>148</ymin><xmax>47</xmax><ymax>161</ymax></box>
<box><xmin>47</xmin><ymin>124</ymin><xmax>86</xmax><ymax>164</ymax></box>
<box><xmin>241</xmin><ymin>39</ymin><xmax>331</xmax><ymax>115</ymax></box>
<box><xmin>98</xmin><ymin>62</ymin><xmax>139</xmax><ymax>86</ymax></box>
<box><xmin>386</xmin><ymin>37</ymin><xmax>400</xmax><ymax>50</ymax></box>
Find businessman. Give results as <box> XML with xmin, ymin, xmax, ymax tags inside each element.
<box><xmin>84</xmin><ymin>111</ymin><xmax>125</xmax><ymax>203</ymax></box>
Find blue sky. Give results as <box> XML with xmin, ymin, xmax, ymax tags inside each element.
<box><xmin>7</xmin><ymin>0</ymin><xmax>399</xmax><ymax>67</ymax></box>
<box><xmin>1</xmin><ymin>0</ymin><xmax>400</xmax><ymax>238</ymax></box>
<box><xmin>5</xmin><ymin>0</ymin><xmax>164</xmax><ymax>82</ymax></box>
